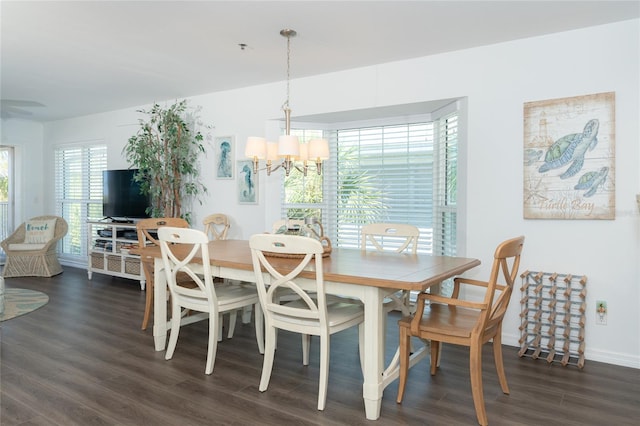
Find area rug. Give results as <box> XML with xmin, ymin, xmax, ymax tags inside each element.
<box><xmin>0</xmin><ymin>288</ymin><xmax>49</xmax><ymax>322</ymax></box>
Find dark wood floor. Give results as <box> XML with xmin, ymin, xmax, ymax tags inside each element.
<box><xmin>1</xmin><ymin>267</ymin><xmax>638</xmax><ymax>425</ymax></box>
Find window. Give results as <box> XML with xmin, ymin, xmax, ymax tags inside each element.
<box><xmin>0</xmin><ymin>146</ymin><xmax>14</xmax><ymax>259</ymax></box>
<box><xmin>282</xmin><ymin>109</ymin><xmax>459</xmax><ymax>257</ymax></box>
<box><xmin>282</xmin><ymin>129</ymin><xmax>325</xmax><ymax>220</ymax></box>
<box><xmin>54</xmin><ymin>143</ymin><xmax>107</xmax><ymax>261</ymax></box>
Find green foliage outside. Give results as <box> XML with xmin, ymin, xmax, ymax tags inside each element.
<box><xmin>0</xmin><ymin>149</ymin><xmax>8</xmax><ymax>201</ymax></box>
<box><xmin>334</xmin><ymin>145</ymin><xmax>386</xmax><ymax>225</ymax></box>
<box><xmin>0</xmin><ymin>177</ymin><xmax>7</xmax><ymax>201</ymax></box>
<box><xmin>284</xmin><ymin>169</ymin><xmax>323</xmax><ymax>220</ymax></box>
<box><xmin>284</xmin><ymin>144</ymin><xmax>386</xmax><ymax>224</ymax></box>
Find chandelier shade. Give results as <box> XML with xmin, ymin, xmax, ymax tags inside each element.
<box><xmin>245</xmin><ymin>137</ymin><xmax>267</xmax><ymax>160</ymax></box>
<box><xmin>278</xmin><ymin>135</ymin><xmax>300</xmax><ymax>157</ymax></box>
<box><xmin>309</xmin><ymin>138</ymin><xmax>330</xmax><ymax>160</ymax></box>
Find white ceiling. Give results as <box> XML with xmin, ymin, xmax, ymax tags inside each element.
<box><xmin>1</xmin><ymin>1</ymin><xmax>638</xmax><ymax>122</ymax></box>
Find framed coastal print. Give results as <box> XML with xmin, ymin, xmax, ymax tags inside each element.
<box><xmin>523</xmin><ymin>92</ymin><xmax>615</xmax><ymax>220</ymax></box>
<box><xmin>215</xmin><ymin>136</ymin><xmax>234</xmax><ymax>179</ymax></box>
<box><xmin>237</xmin><ymin>160</ymin><xmax>258</xmax><ymax>204</ymax></box>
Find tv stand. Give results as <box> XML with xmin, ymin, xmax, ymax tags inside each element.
<box><xmin>87</xmin><ymin>221</ymin><xmax>144</xmax><ymax>290</ymax></box>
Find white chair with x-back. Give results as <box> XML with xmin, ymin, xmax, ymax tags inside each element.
<box><xmin>249</xmin><ymin>233</ymin><xmax>364</xmax><ymax>410</ymax></box>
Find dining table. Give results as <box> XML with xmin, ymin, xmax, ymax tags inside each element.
<box><xmin>134</xmin><ymin>238</ymin><xmax>480</xmax><ymax>420</ymax></box>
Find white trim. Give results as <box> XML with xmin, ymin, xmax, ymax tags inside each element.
<box><xmin>502</xmin><ymin>334</ymin><xmax>640</xmax><ymax>369</ymax></box>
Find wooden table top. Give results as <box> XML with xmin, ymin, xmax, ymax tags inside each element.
<box><xmin>133</xmin><ymin>239</ymin><xmax>480</xmax><ymax>292</ymax></box>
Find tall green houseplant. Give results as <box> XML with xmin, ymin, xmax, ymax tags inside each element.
<box><xmin>124</xmin><ymin>100</ymin><xmax>208</xmax><ymax>223</ymax></box>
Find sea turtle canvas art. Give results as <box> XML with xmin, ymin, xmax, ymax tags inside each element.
<box><xmin>538</xmin><ymin>119</ymin><xmax>599</xmax><ymax>179</ymax></box>
<box><xmin>523</xmin><ymin>92</ymin><xmax>615</xmax><ymax>220</ymax></box>
<box><xmin>574</xmin><ymin>167</ymin><xmax>608</xmax><ymax>198</ymax></box>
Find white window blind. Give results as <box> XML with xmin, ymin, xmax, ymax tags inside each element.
<box><xmin>281</xmin><ymin>110</ymin><xmax>458</xmax><ymax>259</ymax></box>
<box><xmin>434</xmin><ymin>113</ymin><xmax>458</xmax><ymax>256</ymax></box>
<box><xmin>54</xmin><ymin>144</ymin><xmax>107</xmax><ymax>260</ymax></box>
<box><xmin>324</xmin><ymin>122</ymin><xmax>436</xmax><ymax>253</ymax></box>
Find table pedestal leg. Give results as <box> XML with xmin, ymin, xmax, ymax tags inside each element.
<box><xmin>153</xmin><ymin>257</ymin><xmax>167</xmax><ymax>351</ymax></box>
<box><xmin>361</xmin><ymin>287</ymin><xmax>387</xmax><ymax>420</ymax></box>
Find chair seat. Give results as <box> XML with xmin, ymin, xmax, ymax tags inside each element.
<box><xmin>277</xmin><ymin>298</ymin><xmax>364</xmax><ymax>328</ymax></box>
<box><xmin>216</xmin><ymin>283</ymin><xmax>261</xmax><ymax>306</ymax></box>
<box><xmin>398</xmin><ymin>304</ymin><xmax>481</xmax><ymax>338</ymax></box>
<box><xmin>8</xmin><ymin>243</ymin><xmax>47</xmax><ymax>250</ymax></box>
<box><xmin>177</xmin><ymin>283</ymin><xmax>259</xmax><ymax>311</ymax></box>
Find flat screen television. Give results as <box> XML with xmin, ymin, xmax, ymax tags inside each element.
<box><xmin>102</xmin><ymin>169</ymin><xmax>150</xmax><ymax>221</ymax></box>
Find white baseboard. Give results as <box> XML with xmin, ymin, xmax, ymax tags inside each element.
<box><xmin>502</xmin><ymin>332</ymin><xmax>640</xmax><ymax>369</ymax></box>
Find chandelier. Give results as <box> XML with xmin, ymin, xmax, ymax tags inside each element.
<box><xmin>245</xmin><ymin>29</ymin><xmax>329</xmax><ymax>176</ymax></box>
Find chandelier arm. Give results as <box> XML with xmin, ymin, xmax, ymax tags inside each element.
<box><xmin>293</xmin><ymin>164</ymin><xmax>309</xmax><ymax>176</ymax></box>
<box><xmin>270</xmin><ymin>163</ymin><xmax>282</xmax><ymax>174</ymax></box>
<box><xmin>252</xmin><ymin>158</ymin><xmax>323</xmax><ymax>176</ymax></box>
<box><xmin>252</xmin><ymin>161</ymin><xmax>283</xmax><ymax>176</ymax></box>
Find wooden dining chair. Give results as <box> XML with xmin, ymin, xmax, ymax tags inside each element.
<box><xmin>396</xmin><ymin>236</ymin><xmax>525</xmax><ymax>426</ymax></box>
<box><xmin>203</xmin><ymin>212</ymin><xmax>247</xmax><ymax>339</ymax></box>
<box><xmin>249</xmin><ymin>233</ymin><xmax>364</xmax><ymax>410</ymax></box>
<box><xmin>136</xmin><ymin>217</ymin><xmax>190</xmax><ymax>330</ymax></box>
<box><xmin>159</xmin><ymin>227</ymin><xmax>264</xmax><ymax>375</ymax></box>
<box><xmin>203</xmin><ymin>213</ymin><xmax>230</xmax><ymax>240</ymax></box>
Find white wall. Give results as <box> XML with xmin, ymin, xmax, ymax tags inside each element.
<box><xmin>42</xmin><ymin>20</ymin><xmax>639</xmax><ymax>368</ymax></box>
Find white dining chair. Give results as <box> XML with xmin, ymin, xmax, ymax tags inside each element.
<box><xmin>158</xmin><ymin>227</ymin><xmax>264</xmax><ymax>375</ymax></box>
<box><xmin>361</xmin><ymin>222</ymin><xmax>419</xmax><ymax>316</ymax></box>
<box><xmin>270</xmin><ymin>218</ymin><xmax>307</xmax><ymax>303</ymax></box>
<box><xmin>249</xmin><ymin>233</ymin><xmax>364</xmax><ymax>410</ymax></box>
<box><xmin>361</xmin><ymin>223</ymin><xmax>420</xmax><ymax>369</ymax></box>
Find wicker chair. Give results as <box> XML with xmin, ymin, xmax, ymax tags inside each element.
<box><xmin>1</xmin><ymin>215</ymin><xmax>68</xmax><ymax>278</ymax></box>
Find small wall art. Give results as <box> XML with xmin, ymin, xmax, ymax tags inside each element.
<box><xmin>215</xmin><ymin>136</ymin><xmax>234</xmax><ymax>179</ymax></box>
<box><xmin>523</xmin><ymin>92</ymin><xmax>615</xmax><ymax>220</ymax></box>
<box><xmin>237</xmin><ymin>160</ymin><xmax>258</xmax><ymax>204</ymax></box>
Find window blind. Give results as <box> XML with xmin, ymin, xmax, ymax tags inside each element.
<box><xmin>54</xmin><ymin>144</ymin><xmax>107</xmax><ymax>260</ymax></box>
<box><xmin>281</xmin><ymin>110</ymin><xmax>458</xmax><ymax>258</ymax></box>
<box><xmin>434</xmin><ymin>113</ymin><xmax>458</xmax><ymax>256</ymax></box>
<box><xmin>324</xmin><ymin>121</ymin><xmax>436</xmax><ymax>253</ymax></box>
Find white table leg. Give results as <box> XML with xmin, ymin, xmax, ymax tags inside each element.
<box><xmin>361</xmin><ymin>287</ymin><xmax>387</xmax><ymax>420</ymax></box>
<box><xmin>153</xmin><ymin>257</ymin><xmax>167</xmax><ymax>351</ymax></box>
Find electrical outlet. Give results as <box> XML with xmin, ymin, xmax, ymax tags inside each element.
<box><xmin>596</xmin><ymin>300</ymin><xmax>607</xmax><ymax>325</ymax></box>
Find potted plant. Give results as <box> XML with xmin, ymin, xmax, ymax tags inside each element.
<box><xmin>124</xmin><ymin>100</ymin><xmax>209</xmax><ymax>223</ymax></box>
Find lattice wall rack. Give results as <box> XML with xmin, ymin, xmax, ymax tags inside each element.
<box><xmin>518</xmin><ymin>271</ymin><xmax>587</xmax><ymax>369</ymax></box>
